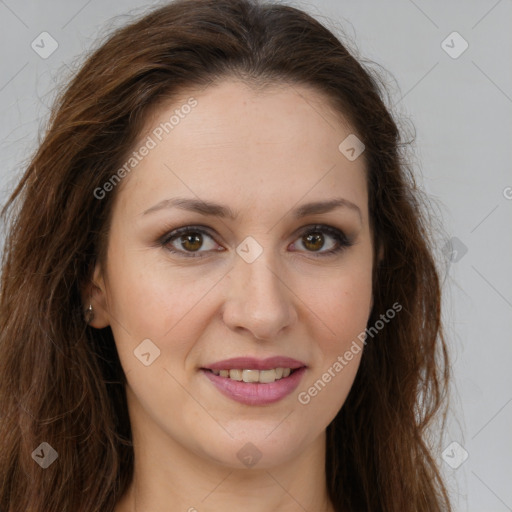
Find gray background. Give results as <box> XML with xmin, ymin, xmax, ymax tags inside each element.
<box><xmin>1</xmin><ymin>1</ymin><xmax>511</xmax><ymax>510</ymax></box>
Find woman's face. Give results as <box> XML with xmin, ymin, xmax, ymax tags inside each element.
<box><xmin>91</xmin><ymin>79</ymin><xmax>374</xmax><ymax>469</ymax></box>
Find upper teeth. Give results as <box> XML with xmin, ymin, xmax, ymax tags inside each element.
<box><xmin>211</xmin><ymin>368</ymin><xmax>292</xmax><ymax>383</ymax></box>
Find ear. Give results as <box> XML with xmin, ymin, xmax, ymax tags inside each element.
<box><xmin>82</xmin><ymin>262</ymin><xmax>110</xmax><ymax>329</ymax></box>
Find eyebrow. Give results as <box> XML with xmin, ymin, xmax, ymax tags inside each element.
<box><xmin>142</xmin><ymin>196</ymin><xmax>362</xmax><ymax>222</ymax></box>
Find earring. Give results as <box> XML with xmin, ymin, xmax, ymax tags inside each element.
<box><xmin>84</xmin><ymin>303</ymin><xmax>94</xmax><ymax>323</ymax></box>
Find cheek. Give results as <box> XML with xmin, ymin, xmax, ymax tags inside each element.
<box><xmin>297</xmin><ymin>348</ymin><xmax>361</xmax><ymax>435</ymax></box>
<box><xmin>104</xmin><ymin>247</ymin><xmax>227</xmax><ymax>380</ymax></box>
<box><xmin>303</xmin><ymin>265</ymin><xmax>373</xmax><ymax>345</ymax></box>
<box><xmin>293</xmin><ymin>264</ymin><xmax>372</xmax><ymax>418</ymax></box>
<box><xmin>105</xmin><ymin>244</ymin><xmax>211</xmax><ymax>335</ymax></box>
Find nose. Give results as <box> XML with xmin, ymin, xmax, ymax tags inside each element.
<box><xmin>221</xmin><ymin>248</ymin><xmax>297</xmax><ymax>341</ymax></box>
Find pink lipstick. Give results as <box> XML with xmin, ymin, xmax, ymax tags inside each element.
<box><xmin>201</xmin><ymin>356</ymin><xmax>307</xmax><ymax>405</ymax></box>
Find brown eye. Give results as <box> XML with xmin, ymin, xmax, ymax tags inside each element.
<box><xmin>161</xmin><ymin>226</ymin><xmax>220</xmax><ymax>258</ymax></box>
<box><xmin>179</xmin><ymin>232</ymin><xmax>203</xmax><ymax>252</ymax></box>
<box><xmin>160</xmin><ymin>224</ymin><xmax>353</xmax><ymax>259</ymax></box>
<box><xmin>292</xmin><ymin>225</ymin><xmax>353</xmax><ymax>257</ymax></box>
<box><xmin>302</xmin><ymin>232</ymin><xmax>325</xmax><ymax>252</ymax></box>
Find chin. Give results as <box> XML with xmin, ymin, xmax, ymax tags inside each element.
<box><xmin>191</xmin><ymin>422</ymin><xmax>317</xmax><ymax>471</ymax></box>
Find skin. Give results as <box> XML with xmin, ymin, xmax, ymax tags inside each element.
<box><xmin>87</xmin><ymin>79</ymin><xmax>376</xmax><ymax>512</ymax></box>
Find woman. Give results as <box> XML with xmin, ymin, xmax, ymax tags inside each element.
<box><xmin>0</xmin><ymin>0</ymin><xmax>452</xmax><ymax>510</ymax></box>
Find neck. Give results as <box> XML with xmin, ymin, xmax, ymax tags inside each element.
<box><xmin>116</xmin><ymin>423</ymin><xmax>335</xmax><ymax>512</ymax></box>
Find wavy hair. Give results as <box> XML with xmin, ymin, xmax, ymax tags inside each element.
<box><xmin>0</xmin><ymin>0</ymin><xmax>451</xmax><ymax>510</ymax></box>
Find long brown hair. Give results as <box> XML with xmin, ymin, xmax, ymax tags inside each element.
<box><xmin>0</xmin><ymin>0</ymin><xmax>451</xmax><ymax>510</ymax></box>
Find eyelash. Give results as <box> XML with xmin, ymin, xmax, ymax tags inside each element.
<box><xmin>158</xmin><ymin>224</ymin><xmax>354</xmax><ymax>259</ymax></box>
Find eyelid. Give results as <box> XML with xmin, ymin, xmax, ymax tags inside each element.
<box><xmin>158</xmin><ymin>223</ymin><xmax>354</xmax><ymax>258</ymax></box>
<box><xmin>158</xmin><ymin>224</ymin><xmax>218</xmax><ymax>245</ymax></box>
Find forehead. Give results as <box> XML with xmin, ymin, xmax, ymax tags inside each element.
<box><xmin>116</xmin><ymin>79</ymin><xmax>368</xmax><ymax>223</ymax></box>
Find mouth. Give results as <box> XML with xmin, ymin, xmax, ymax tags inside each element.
<box><xmin>200</xmin><ymin>357</ymin><xmax>307</xmax><ymax>405</ymax></box>
<box><xmin>202</xmin><ymin>367</ymin><xmax>302</xmax><ymax>383</ymax></box>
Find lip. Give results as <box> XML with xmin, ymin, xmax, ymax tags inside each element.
<box><xmin>203</xmin><ymin>356</ymin><xmax>307</xmax><ymax>371</ymax></box>
<box><xmin>201</xmin><ymin>366</ymin><xmax>307</xmax><ymax>405</ymax></box>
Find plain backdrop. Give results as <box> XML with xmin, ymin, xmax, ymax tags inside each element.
<box><xmin>0</xmin><ymin>1</ymin><xmax>511</xmax><ymax>510</ymax></box>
